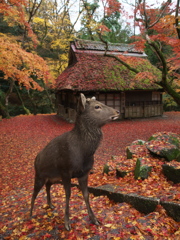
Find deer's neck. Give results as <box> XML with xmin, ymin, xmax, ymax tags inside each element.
<box><xmin>73</xmin><ymin>117</ymin><xmax>103</xmax><ymax>155</ymax></box>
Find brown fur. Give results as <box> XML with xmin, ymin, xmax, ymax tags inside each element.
<box><xmin>30</xmin><ymin>93</ymin><xmax>119</xmax><ymax>230</ymax></box>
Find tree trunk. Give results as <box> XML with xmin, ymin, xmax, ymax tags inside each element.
<box><xmin>146</xmin><ymin>38</ymin><xmax>180</xmax><ymax>106</ymax></box>
<box><xmin>27</xmin><ymin>90</ymin><xmax>38</xmax><ymax>115</ymax></box>
<box><xmin>4</xmin><ymin>80</ymin><xmax>14</xmax><ymax>118</ymax></box>
<box><xmin>160</xmin><ymin>81</ymin><xmax>180</xmax><ymax>106</ymax></box>
<box><xmin>41</xmin><ymin>80</ymin><xmax>55</xmax><ymax>112</ymax></box>
<box><xmin>14</xmin><ymin>84</ymin><xmax>31</xmax><ymax>115</ymax></box>
<box><xmin>0</xmin><ymin>100</ymin><xmax>9</xmax><ymax>118</ymax></box>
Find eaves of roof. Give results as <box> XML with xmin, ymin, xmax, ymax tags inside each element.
<box><xmin>71</xmin><ymin>44</ymin><xmax>147</xmax><ymax>58</ymax></box>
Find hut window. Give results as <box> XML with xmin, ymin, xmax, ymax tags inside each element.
<box><xmin>98</xmin><ymin>93</ymin><xmax>106</xmax><ymax>104</ymax></box>
<box><xmin>107</xmin><ymin>94</ymin><xmax>114</xmax><ymax>107</ymax></box>
<box><xmin>152</xmin><ymin>92</ymin><xmax>160</xmax><ymax>101</ymax></box>
<box><xmin>114</xmin><ymin>93</ymin><xmax>120</xmax><ymax>109</ymax></box>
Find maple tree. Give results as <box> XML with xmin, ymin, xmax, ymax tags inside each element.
<box><xmin>0</xmin><ymin>0</ymin><xmax>56</xmax><ymax>117</ymax></box>
<box><xmin>0</xmin><ymin>0</ymin><xmax>83</xmax><ymax>118</ymax></box>
<box><xmin>135</xmin><ymin>0</ymin><xmax>180</xmax><ymax>105</ymax></box>
<box><xmin>0</xmin><ymin>0</ymin><xmax>35</xmax><ymax>39</ymax></box>
<box><xmin>78</xmin><ymin>0</ymin><xmax>180</xmax><ymax>105</ymax></box>
<box><xmin>0</xmin><ymin>32</ymin><xmax>54</xmax><ymax>117</ymax></box>
<box><xmin>0</xmin><ymin>113</ymin><xmax>180</xmax><ymax>238</ymax></box>
<box><xmin>97</xmin><ymin>0</ymin><xmax>180</xmax><ymax>105</ymax></box>
<box><xmin>0</xmin><ymin>34</ymin><xmax>54</xmax><ymax>91</ymax></box>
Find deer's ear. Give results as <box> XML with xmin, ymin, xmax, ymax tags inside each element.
<box><xmin>77</xmin><ymin>93</ymin><xmax>86</xmax><ymax>113</ymax></box>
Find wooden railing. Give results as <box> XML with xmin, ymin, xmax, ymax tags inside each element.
<box><xmin>125</xmin><ymin>101</ymin><xmax>163</xmax><ymax>118</ymax></box>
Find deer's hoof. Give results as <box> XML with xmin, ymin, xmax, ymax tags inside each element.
<box><xmin>65</xmin><ymin>222</ymin><xmax>71</xmax><ymax>231</ymax></box>
<box><xmin>91</xmin><ymin>218</ymin><xmax>101</xmax><ymax>226</ymax></box>
<box><xmin>49</xmin><ymin>203</ymin><xmax>55</xmax><ymax>209</ymax></box>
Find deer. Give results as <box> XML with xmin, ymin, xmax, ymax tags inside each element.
<box><xmin>30</xmin><ymin>93</ymin><xmax>119</xmax><ymax>230</ymax></box>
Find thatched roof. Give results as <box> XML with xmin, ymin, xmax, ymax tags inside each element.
<box><xmin>56</xmin><ymin>40</ymin><xmax>162</xmax><ymax>91</ymax></box>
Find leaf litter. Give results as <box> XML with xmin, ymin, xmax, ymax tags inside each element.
<box><xmin>0</xmin><ymin>112</ymin><xmax>180</xmax><ymax>239</ymax></box>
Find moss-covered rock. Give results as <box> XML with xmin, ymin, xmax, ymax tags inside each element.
<box><xmin>103</xmin><ymin>164</ymin><xmax>110</xmax><ymax>175</ymax></box>
<box><xmin>134</xmin><ymin>158</ymin><xmax>152</xmax><ymax>180</ymax></box>
<box><xmin>126</xmin><ymin>140</ymin><xmax>148</xmax><ymax>159</ymax></box>
<box><xmin>116</xmin><ymin>169</ymin><xmax>128</xmax><ymax>178</ymax></box>
<box><xmin>87</xmin><ymin>184</ymin><xmax>179</xmax><ymax>222</ymax></box>
<box><xmin>160</xmin><ymin>201</ymin><xmax>180</xmax><ymax>222</ymax></box>
<box><xmin>146</xmin><ymin>132</ymin><xmax>180</xmax><ymax>162</ymax></box>
<box><xmin>162</xmin><ymin>162</ymin><xmax>180</xmax><ymax>183</ymax></box>
<box><xmin>88</xmin><ymin>184</ymin><xmax>159</xmax><ymax>214</ymax></box>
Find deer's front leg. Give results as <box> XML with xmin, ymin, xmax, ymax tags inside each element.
<box><xmin>62</xmin><ymin>178</ymin><xmax>71</xmax><ymax>231</ymax></box>
<box><xmin>78</xmin><ymin>173</ymin><xmax>100</xmax><ymax>226</ymax></box>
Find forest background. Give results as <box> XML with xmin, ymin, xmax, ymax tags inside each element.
<box><xmin>0</xmin><ymin>0</ymin><xmax>180</xmax><ymax>118</ymax></box>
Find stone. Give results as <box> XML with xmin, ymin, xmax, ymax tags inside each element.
<box><xmin>134</xmin><ymin>158</ymin><xmax>152</xmax><ymax>180</ymax></box>
<box><xmin>162</xmin><ymin>163</ymin><xmax>180</xmax><ymax>184</ymax></box>
<box><xmin>116</xmin><ymin>169</ymin><xmax>127</xmax><ymax>178</ymax></box>
<box><xmin>146</xmin><ymin>132</ymin><xmax>180</xmax><ymax>162</ymax></box>
<box><xmin>87</xmin><ymin>184</ymin><xmax>179</xmax><ymax>222</ymax></box>
<box><xmin>126</xmin><ymin>140</ymin><xmax>148</xmax><ymax>159</ymax></box>
<box><xmin>160</xmin><ymin>201</ymin><xmax>180</xmax><ymax>222</ymax></box>
<box><xmin>103</xmin><ymin>164</ymin><xmax>110</xmax><ymax>175</ymax></box>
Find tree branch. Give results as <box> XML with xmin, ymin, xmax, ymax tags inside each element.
<box><xmin>148</xmin><ymin>0</ymin><xmax>172</xmax><ymax>29</ymax></box>
<box><xmin>175</xmin><ymin>0</ymin><xmax>180</xmax><ymax>39</ymax></box>
<box><xmin>142</xmin><ymin>0</ymin><xmax>148</xmax><ymax>29</ymax></box>
<box><xmin>145</xmin><ymin>34</ymin><xmax>167</xmax><ymax>84</ymax></box>
<box><xmin>98</xmin><ymin>33</ymin><xmax>139</xmax><ymax>74</ymax></box>
<box><xmin>137</xmin><ymin>0</ymin><xmax>172</xmax><ymax>30</ymax></box>
<box><xmin>27</xmin><ymin>0</ymin><xmax>43</xmax><ymax>24</ymax></box>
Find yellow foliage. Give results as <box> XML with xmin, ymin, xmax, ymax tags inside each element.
<box><xmin>33</xmin><ymin>17</ymin><xmax>46</xmax><ymax>24</ymax></box>
<box><xmin>60</xmin><ymin>54</ymin><xmax>68</xmax><ymax>61</ymax></box>
<box><xmin>45</xmin><ymin>55</ymin><xmax>68</xmax><ymax>78</ymax></box>
<box><xmin>51</xmin><ymin>39</ymin><xmax>68</xmax><ymax>50</ymax></box>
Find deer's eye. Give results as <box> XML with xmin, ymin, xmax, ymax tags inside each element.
<box><xmin>95</xmin><ymin>105</ymin><xmax>101</xmax><ymax>109</ymax></box>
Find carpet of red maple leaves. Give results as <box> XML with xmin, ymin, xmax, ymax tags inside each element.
<box><xmin>0</xmin><ymin>112</ymin><xmax>180</xmax><ymax>239</ymax></box>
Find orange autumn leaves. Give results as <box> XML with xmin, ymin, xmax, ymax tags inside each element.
<box><xmin>1</xmin><ymin>113</ymin><xmax>180</xmax><ymax>239</ymax></box>
<box><xmin>0</xmin><ymin>0</ymin><xmax>54</xmax><ymax>91</ymax></box>
<box><xmin>0</xmin><ymin>34</ymin><xmax>54</xmax><ymax>91</ymax></box>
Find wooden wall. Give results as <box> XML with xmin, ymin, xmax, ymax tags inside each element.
<box><xmin>56</xmin><ymin>90</ymin><xmax>163</xmax><ymax>122</ymax></box>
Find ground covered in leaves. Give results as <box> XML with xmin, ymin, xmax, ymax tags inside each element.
<box><xmin>0</xmin><ymin>112</ymin><xmax>180</xmax><ymax>239</ymax></box>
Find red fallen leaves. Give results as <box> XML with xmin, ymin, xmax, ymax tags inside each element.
<box><xmin>0</xmin><ymin>112</ymin><xmax>180</xmax><ymax>239</ymax></box>
<box><xmin>88</xmin><ymin>155</ymin><xmax>180</xmax><ymax>202</ymax></box>
<box><xmin>146</xmin><ymin>132</ymin><xmax>180</xmax><ymax>162</ymax></box>
<box><xmin>126</xmin><ymin>140</ymin><xmax>150</xmax><ymax>159</ymax></box>
<box><xmin>129</xmin><ymin>144</ymin><xmax>149</xmax><ymax>155</ymax></box>
<box><xmin>2</xmin><ymin>190</ymin><xmax>179</xmax><ymax>239</ymax></box>
<box><xmin>147</xmin><ymin>139</ymin><xmax>178</xmax><ymax>154</ymax></box>
<box><xmin>166</xmin><ymin>160</ymin><xmax>180</xmax><ymax>169</ymax></box>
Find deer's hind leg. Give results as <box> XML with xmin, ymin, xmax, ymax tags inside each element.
<box><xmin>45</xmin><ymin>180</ymin><xmax>55</xmax><ymax>209</ymax></box>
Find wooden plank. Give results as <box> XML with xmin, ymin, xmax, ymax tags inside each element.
<box><xmin>125</xmin><ymin>106</ymin><xmax>143</xmax><ymax>118</ymax></box>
